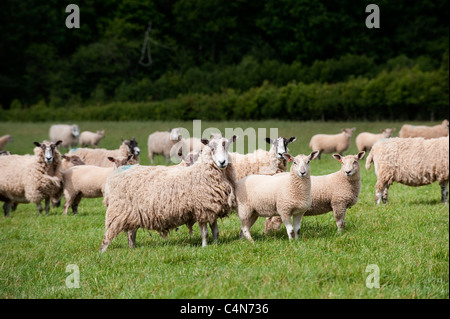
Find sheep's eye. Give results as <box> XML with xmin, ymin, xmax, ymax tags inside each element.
<box><xmin>307</xmin><ymin>160</ymin><xmax>310</xmax><ymax>164</ymax></box>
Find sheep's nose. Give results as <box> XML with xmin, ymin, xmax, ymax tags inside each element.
<box><xmin>46</xmin><ymin>157</ymin><xmax>53</xmax><ymax>162</ymax></box>
<box><xmin>219</xmin><ymin>160</ymin><xmax>227</xmax><ymax>167</ymax></box>
<box><xmin>345</xmin><ymin>170</ymin><xmax>352</xmax><ymax>176</ymax></box>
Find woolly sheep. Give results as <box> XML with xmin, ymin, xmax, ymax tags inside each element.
<box><xmin>147</xmin><ymin>128</ymin><xmax>183</xmax><ymax>163</ymax></box>
<box><xmin>0</xmin><ymin>135</ymin><xmax>13</xmax><ymax>151</ymax></box>
<box><xmin>365</xmin><ymin>136</ymin><xmax>449</xmax><ymax>204</ymax></box>
<box><xmin>398</xmin><ymin>120</ymin><xmax>449</xmax><ymax>139</ymax></box>
<box><xmin>100</xmin><ymin>135</ymin><xmax>237</xmax><ymax>252</ymax></box>
<box><xmin>356</xmin><ymin>128</ymin><xmax>396</xmax><ymax>152</ymax></box>
<box><xmin>309</xmin><ymin>128</ymin><xmax>356</xmax><ymax>159</ymax></box>
<box><xmin>61</xmin><ymin>154</ymin><xmax>85</xmax><ymax>171</ymax></box>
<box><xmin>80</xmin><ymin>130</ymin><xmax>105</xmax><ymax>148</ymax></box>
<box><xmin>0</xmin><ymin>140</ymin><xmax>63</xmax><ymax>216</ymax></box>
<box><xmin>70</xmin><ymin>137</ymin><xmax>140</xmax><ymax>167</ymax></box>
<box><xmin>49</xmin><ymin>124</ymin><xmax>80</xmax><ymax>148</ymax></box>
<box><xmin>62</xmin><ymin>155</ymin><xmax>133</xmax><ymax>215</ymax></box>
<box><xmin>265</xmin><ymin>151</ymin><xmax>366</xmax><ymax>234</ymax></box>
<box><xmin>237</xmin><ymin>151</ymin><xmax>319</xmax><ymax>242</ymax></box>
<box><xmin>232</xmin><ymin>136</ymin><xmax>297</xmax><ymax>181</ymax></box>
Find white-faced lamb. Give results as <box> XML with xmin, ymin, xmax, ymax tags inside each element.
<box><xmin>309</xmin><ymin>128</ymin><xmax>356</xmax><ymax>159</ymax></box>
<box><xmin>398</xmin><ymin>119</ymin><xmax>449</xmax><ymax>139</ymax></box>
<box><xmin>365</xmin><ymin>136</ymin><xmax>449</xmax><ymax>204</ymax></box>
<box><xmin>49</xmin><ymin>124</ymin><xmax>79</xmax><ymax>148</ymax></box>
<box><xmin>265</xmin><ymin>151</ymin><xmax>366</xmax><ymax>234</ymax></box>
<box><xmin>61</xmin><ymin>154</ymin><xmax>85</xmax><ymax>171</ymax></box>
<box><xmin>62</xmin><ymin>155</ymin><xmax>133</xmax><ymax>215</ymax></box>
<box><xmin>147</xmin><ymin>128</ymin><xmax>183</xmax><ymax>163</ymax></box>
<box><xmin>100</xmin><ymin>134</ymin><xmax>237</xmax><ymax>252</ymax></box>
<box><xmin>80</xmin><ymin>130</ymin><xmax>105</xmax><ymax>148</ymax></box>
<box><xmin>356</xmin><ymin>128</ymin><xmax>396</xmax><ymax>152</ymax></box>
<box><xmin>0</xmin><ymin>135</ymin><xmax>13</xmax><ymax>151</ymax></box>
<box><xmin>70</xmin><ymin>137</ymin><xmax>140</xmax><ymax>167</ymax></box>
<box><xmin>0</xmin><ymin>140</ymin><xmax>63</xmax><ymax>216</ymax></box>
<box><xmin>236</xmin><ymin>151</ymin><xmax>319</xmax><ymax>242</ymax></box>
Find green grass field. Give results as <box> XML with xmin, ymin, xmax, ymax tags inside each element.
<box><xmin>0</xmin><ymin>120</ymin><xmax>448</xmax><ymax>299</ymax></box>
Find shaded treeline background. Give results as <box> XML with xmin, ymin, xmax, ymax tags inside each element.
<box><xmin>0</xmin><ymin>0</ymin><xmax>448</xmax><ymax>121</ymax></box>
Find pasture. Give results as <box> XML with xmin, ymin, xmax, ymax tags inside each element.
<box><xmin>0</xmin><ymin>120</ymin><xmax>448</xmax><ymax>299</ymax></box>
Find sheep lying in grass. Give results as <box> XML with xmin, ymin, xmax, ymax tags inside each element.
<box><xmin>0</xmin><ymin>135</ymin><xmax>13</xmax><ymax>151</ymax></box>
<box><xmin>100</xmin><ymin>134</ymin><xmax>237</xmax><ymax>252</ymax></box>
<box><xmin>147</xmin><ymin>128</ymin><xmax>183</xmax><ymax>163</ymax></box>
<box><xmin>80</xmin><ymin>130</ymin><xmax>105</xmax><ymax>148</ymax></box>
<box><xmin>62</xmin><ymin>155</ymin><xmax>133</xmax><ymax>215</ymax></box>
<box><xmin>356</xmin><ymin>128</ymin><xmax>395</xmax><ymax>152</ymax></box>
<box><xmin>309</xmin><ymin>128</ymin><xmax>355</xmax><ymax>159</ymax></box>
<box><xmin>0</xmin><ymin>140</ymin><xmax>62</xmax><ymax>216</ymax></box>
<box><xmin>366</xmin><ymin>136</ymin><xmax>449</xmax><ymax>204</ymax></box>
<box><xmin>49</xmin><ymin>124</ymin><xmax>79</xmax><ymax>148</ymax></box>
<box><xmin>237</xmin><ymin>151</ymin><xmax>319</xmax><ymax>242</ymax></box>
<box><xmin>265</xmin><ymin>151</ymin><xmax>366</xmax><ymax>234</ymax></box>
<box><xmin>398</xmin><ymin>119</ymin><xmax>449</xmax><ymax>139</ymax></box>
<box><xmin>70</xmin><ymin>137</ymin><xmax>140</xmax><ymax>167</ymax></box>
<box><xmin>231</xmin><ymin>136</ymin><xmax>297</xmax><ymax>180</ymax></box>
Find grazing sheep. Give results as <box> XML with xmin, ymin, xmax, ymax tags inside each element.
<box><xmin>0</xmin><ymin>135</ymin><xmax>13</xmax><ymax>151</ymax></box>
<box><xmin>356</xmin><ymin>128</ymin><xmax>396</xmax><ymax>152</ymax></box>
<box><xmin>398</xmin><ymin>120</ymin><xmax>449</xmax><ymax>139</ymax></box>
<box><xmin>70</xmin><ymin>137</ymin><xmax>140</xmax><ymax>167</ymax></box>
<box><xmin>147</xmin><ymin>128</ymin><xmax>183</xmax><ymax>163</ymax></box>
<box><xmin>309</xmin><ymin>128</ymin><xmax>356</xmax><ymax>159</ymax></box>
<box><xmin>49</xmin><ymin>124</ymin><xmax>79</xmax><ymax>148</ymax></box>
<box><xmin>0</xmin><ymin>140</ymin><xmax>63</xmax><ymax>216</ymax></box>
<box><xmin>265</xmin><ymin>152</ymin><xmax>366</xmax><ymax>234</ymax></box>
<box><xmin>366</xmin><ymin>136</ymin><xmax>449</xmax><ymax>204</ymax></box>
<box><xmin>62</xmin><ymin>155</ymin><xmax>133</xmax><ymax>215</ymax></box>
<box><xmin>237</xmin><ymin>151</ymin><xmax>319</xmax><ymax>242</ymax></box>
<box><xmin>232</xmin><ymin>136</ymin><xmax>297</xmax><ymax>181</ymax></box>
<box><xmin>100</xmin><ymin>135</ymin><xmax>237</xmax><ymax>252</ymax></box>
<box><xmin>80</xmin><ymin>130</ymin><xmax>105</xmax><ymax>148</ymax></box>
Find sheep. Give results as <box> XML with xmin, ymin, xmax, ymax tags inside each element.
<box><xmin>99</xmin><ymin>134</ymin><xmax>238</xmax><ymax>252</ymax></box>
<box><xmin>232</xmin><ymin>136</ymin><xmax>297</xmax><ymax>181</ymax></box>
<box><xmin>0</xmin><ymin>140</ymin><xmax>63</xmax><ymax>216</ymax></box>
<box><xmin>79</xmin><ymin>130</ymin><xmax>105</xmax><ymax>148</ymax></box>
<box><xmin>236</xmin><ymin>151</ymin><xmax>319</xmax><ymax>242</ymax></box>
<box><xmin>356</xmin><ymin>128</ymin><xmax>396</xmax><ymax>152</ymax></box>
<box><xmin>0</xmin><ymin>151</ymin><xmax>11</xmax><ymax>156</ymax></box>
<box><xmin>62</xmin><ymin>155</ymin><xmax>133</xmax><ymax>215</ymax></box>
<box><xmin>70</xmin><ymin>137</ymin><xmax>140</xmax><ymax>167</ymax></box>
<box><xmin>0</xmin><ymin>135</ymin><xmax>13</xmax><ymax>151</ymax></box>
<box><xmin>398</xmin><ymin>119</ymin><xmax>449</xmax><ymax>139</ymax></box>
<box><xmin>147</xmin><ymin>128</ymin><xmax>183</xmax><ymax>163</ymax></box>
<box><xmin>309</xmin><ymin>128</ymin><xmax>356</xmax><ymax>159</ymax></box>
<box><xmin>49</xmin><ymin>124</ymin><xmax>80</xmax><ymax>148</ymax></box>
<box><xmin>365</xmin><ymin>136</ymin><xmax>449</xmax><ymax>204</ymax></box>
<box><xmin>61</xmin><ymin>154</ymin><xmax>85</xmax><ymax>171</ymax></box>
<box><xmin>264</xmin><ymin>151</ymin><xmax>366</xmax><ymax>234</ymax></box>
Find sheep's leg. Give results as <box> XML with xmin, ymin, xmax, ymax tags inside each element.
<box><xmin>11</xmin><ymin>202</ymin><xmax>18</xmax><ymax>212</ymax></box>
<box><xmin>332</xmin><ymin>205</ymin><xmax>347</xmax><ymax>231</ymax></box>
<box><xmin>264</xmin><ymin>216</ymin><xmax>282</xmax><ymax>234</ymax></box>
<box><xmin>210</xmin><ymin>220</ymin><xmax>219</xmax><ymax>242</ymax></box>
<box><xmin>149</xmin><ymin>152</ymin><xmax>154</xmax><ymax>164</ymax></box>
<box><xmin>44</xmin><ymin>198</ymin><xmax>50</xmax><ymax>215</ymax></box>
<box><xmin>36</xmin><ymin>202</ymin><xmax>43</xmax><ymax>215</ymax></box>
<box><xmin>127</xmin><ymin>229</ymin><xmax>137</xmax><ymax>248</ymax></box>
<box><xmin>375</xmin><ymin>180</ymin><xmax>388</xmax><ymax>205</ymax></box>
<box><xmin>440</xmin><ymin>182</ymin><xmax>448</xmax><ymax>204</ymax></box>
<box><xmin>71</xmin><ymin>193</ymin><xmax>83</xmax><ymax>215</ymax></box>
<box><xmin>282</xmin><ymin>214</ymin><xmax>294</xmax><ymax>240</ymax></box>
<box><xmin>293</xmin><ymin>213</ymin><xmax>304</xmax><ymax>239</ymax></box>
<box><xmin>381</xmin><ymin>186</ymin><xmax>389</xmax><ymax>204</ymax></box>
<box><xmin>3</xmin><ymin>201</ymin><xmax>12</xmax><ymax>217</ymax></box>
<box><xmin>240</xmin><ymin>212</ymin><xmax>258</xmax><ymax>243</ymax></box>
<box><xmin>199</xmin><ymin>222</ymin><xmax>209</xmax><ymax>247</ymax></box>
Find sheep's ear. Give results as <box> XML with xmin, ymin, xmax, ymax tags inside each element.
<box><xmin>62</xmin><ymin>154</ymin><xmax>69</xmax><ymax>160</ymax></box>
<box><xmin>309</xmin><ymin>151</ymin><xmax>320</xmax><ymax>161</ymax></box>
<box><xmin>127</xmin><ymin>155</ymin><xmax>133</xmax><ymax>161</ymax></box>
<box><xmin>201</xmin><ymin>138</ymin><xmax>209</xmax><ymax>145</ymax></box>
<box><xmin>287</xmin><ymin>137</ymin><xmax>297</xmax><ymax>144</ymax></box>
<box><xmin>229</xmin><ymin>135</ymin><xmax>237</xmax><ymax>143</ymax></box>
<box><xmin>357</xmin><ymin>151</ymin><xmax>366</xmax><ymax>161</ymax></box>
<box><xmin>265</xmin><ymin>137</ymin><xmax>272</xmax><ymax>144</ymax></box>
<box><xmin>107</xmin><ymin>157</ymin><xmax>115</xmax><ymax>163</ymax></box>
<box><xmin>333</xmin><ymin>153</ymin><xmax>343</xmax><ymax>162</ymax></box>
<box><xmin>177</xmin><ymin>149</ymin><xmax>183</xmax><ymax>158</ymax></box>
<box><xmin>131</xmin><ymin>136</ymin><xmax>136</xmax><ymax>141</ymax></box>
<box><xmin>282</xmin><ymin>153</ymin><xmax>293</xmax><ymax>162</ymax></box>
<box><xmin>33</xmin><ymin>142</ymin><xmax>41</xmax><ymax>147</ymax></box>
<box><xmin>55</xmin><ymin>140</ymin><xmax>62</xmax><ymax>147</ymax></box>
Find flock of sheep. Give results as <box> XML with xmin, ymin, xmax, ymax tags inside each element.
<box><xmin>0</xmin><ymin>119</ymin><xmax>448</xmax><ymax>252</ymax></box>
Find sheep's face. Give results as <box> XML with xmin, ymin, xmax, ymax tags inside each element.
<box><xmin>170</xmin><ymin>128</ymin><xmax>182</xmax><ymax>141</ymax></box>
<box><xmin>108</xmin><ymin>155</ymin><xmax>133</xmax><ymax>169</ymax></box>
<box><xmin>62</xmin><ymin>154</ymin><xmax>85</xmax><ymax>166</ymax></box>
<box><xmin>382</xmin><ymin>128</ymin><xmax>395</xmax><ymax>138</ymax></box>
<box><xmin>342</xmin><ymin>128</ymin><xmax>356</xmax><ymax>137</ymax></box>
<box><xmin>180</xmin><ymin>151</ymin><xmax>201</xmax><ymax>167</ymax></box>
<box><xmin>202</xmin><ymin>135</ymin><xmax>237</xmax><ymax>169</ymax></box>
<box><xmin>283</xmin><ymin>151</ymin><xmax>318</xmax><ymax>178</ymax></box>
<box><xmin>34</xmin><ymin>140</ymin><xmax>62</xmax><ymax>164</ymax></box>
<box><xmin>266</xmin><ymin>136</ymin><xmax>297</xmax><ymax>160</ymax></box>
<box><xmin>334</xmin><ymin>151</ymin><xmax>365</xmax><ymax>177</ymax></box>
<box><xmin>71</xmin><ymin>125</ymin><xmax>80</xmax><ymax>137</ymax></box>
<box><xmin>124</xmin><ymin>137</ymin><xmax>140</xmax><ymax>156</ymax></box>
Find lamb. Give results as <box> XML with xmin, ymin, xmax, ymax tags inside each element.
<box><xmin>236</xmin><ymin>151</ymin><xmax>319</xmax><ymax>242</ymax></box>
<box><xmin>232</xmin><ymin>136</ymin><xmax>297</xmax><ymax>181</ymax></box>
<box><xmin>264</xmin><ymin>151</ymin><xmax>366</xmax><ymax>234</ymax></box>
<box><xmin>356</xmin><ymin>128</ymin><xmax>396</xmax><ymax>152</ymax></box>
<box><xmin>49</xmin><ymin>124</ymin><xmax>80</xmax><ymax>148</ymax></box>
<box><xmin>365</xmin><ymin>136</ymin><xmax>449</xmax><ymax>204</ymax></box>
<box><xmin>398</xmin><ymin>119</ymin><xmax>449</xmax><ymax>139</ymax></box>
<box><xmin>79</xmin><ymin>130</ymin><xmax>105</xmax><ymax>148</ymax></box>
<box><xmin>309</xmin><ymin>128</ymin><xmax>356</xmax><ymax>159</ymax></box>
<box><xmin>147</xmin><ymin>128</ymin><xmax>183</xmax><ymax>163</ymax></box>
<box><xmin>61</xmin><ymin>154</ymin><xmax>85</xmax><ymax>171</ymax></box>
<box><xmin>0</xmin><ymin>140</ymin><xmax>63</xmax><ymax>216</ymax></box>
<box><xmin>70</xmin><ymin>137</ymin><xmax>140</xmax><ymax>167</ymax></box>
<box><xmin>100</xmin><ymin>134</ymin><xmax>237</xmax><ymax>252</ymax></box>
<box><xmin>0</xmin><ymin>135</ymin><xmax>13</xmax><ymax>151</ymax></box>
<box><xmin>62</xmin><ymin>155</ymin><xmax>133</xmax><ymax>215</ymax></box>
